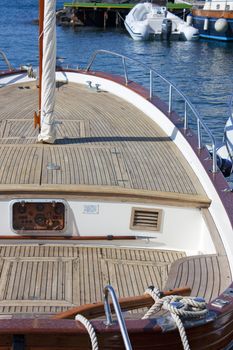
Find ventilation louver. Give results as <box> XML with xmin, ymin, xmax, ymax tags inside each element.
<box><xmin>130</xmin><ymin>208</ymin><xmax>162</xmax><ymax>231</ymax></box>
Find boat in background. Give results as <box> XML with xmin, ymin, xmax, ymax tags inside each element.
<box><xmin>124</xmin><ymin>2</ymin><xmax>199</xmax><ymax>40</ymax></box>
<box><xmin>191</xmin><ymin>0</ymin><xmax>233</xmax><ymax>40</ymax></box>
<box><xmin>1</xmin><ymin>0</ymin><xmax>233</xmax><ymax>348</ymax></box>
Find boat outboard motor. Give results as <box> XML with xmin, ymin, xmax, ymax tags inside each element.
<box><xmin>216</xmin><ymin>154</ymin><xmax>232</xmax><ymax>177</ymax></box>
<box><xmin>161</xmin><ymin>19</ymin><xmax>172</xmax><ymax>40</ymax></box>
<box><xmin>208</xmin><ymin>145</ymin><xmax>232</xmax><ymax>177</ymax></box>
<box><xmin>217</xmin><ymin>109</ymin><xmax>233</xmax><ymax>177</ymax></box>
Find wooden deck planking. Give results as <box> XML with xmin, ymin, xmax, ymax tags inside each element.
<box><xmin>0</xmin><ymin>81</ymin><xmax>208</xmax><ymax>198</ymax></box>
<box><xmin>0</xmin><ymin>244</ymin><xmax>186</xmax><ymax>315</ymax></box>
<box><xmin>4</xmin><ymin>119</ymin><xmax>38</xmax><ymax>138</ymax></box>
<box><xmin>0</xmin><ymin>244</ymin><xmax>229</xmax><ymax>315</ymax></box>
<box><xmin>0</xmin><ymin>145</ymin><xmax>42</xmax><ymax>184</ymax></box>
<box><xmin>165</xmin><ymin>255</ymin><xmax>231</xmax><ymax>302</ymax></box>
<box><xmin>0</xmin><ymin>84</ymin><xmax>37</xmax><ymax>121</ymax></box>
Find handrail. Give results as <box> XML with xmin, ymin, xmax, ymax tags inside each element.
<box><xmin>0</xmin><ymin>50</ymin><xmax>14</xmax><ymax>71</ymax></box>
<box><xmin>104</xmin><ymin>285</ymin><xmax>132</xmax><ymax>350</ymax></box>
<box><xmin>86</xmin><ymin>49</ymin><xmax>218</xmax><ymax>173</ymax></box>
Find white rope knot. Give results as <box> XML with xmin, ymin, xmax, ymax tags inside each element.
<box><xmin>143</xmin><ymin>287</ymin><xmax>208</xmax><ymax>350</ymax></box>
<box><xmin>75</xmin><ymin>314</ymin><xmax>99</xmax><ymax>350</ymax></box>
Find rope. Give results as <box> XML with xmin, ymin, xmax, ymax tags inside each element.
<box><xmin>143</xmin><ymin>287</ymin><xmax>208</xmax><ymax>350</ymax></box>
<box><xmin>117</xmin><ymin>11</ymin><xmax>125</xmax><ymax>23</ymax></box>
<box><xmin>75</xmin><ymin>314</ymin><xmax>99</xmax><ymax>350</ymax></box>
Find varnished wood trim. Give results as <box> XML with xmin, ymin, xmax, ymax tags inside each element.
<box><xmin>52</xmin><ymin>286</ymin><xmax>191</xmax><ymax>320</ymax></box>
<box><xmin>0</xmin><ymin>185</ymin><xmax>211</xmax><ymax>208</ymax></box>
<box><xmin>192</xmin><ymin>9</ymin><xmax>233</xmax><ymax>18</ymax></box>
<box><xmin>1</xmin><ymin>291</ymin><xmax>233</xmax><ymax>349</ymax></box>
<box><xmin>0</xmin><ymin>69</ymin><xmax>27</xmax><ymax>77</ymax></box>
<box><xmin>0</xmin><ymin>235</ymin><xmax>136</xmax><ymax>240</ymax></box>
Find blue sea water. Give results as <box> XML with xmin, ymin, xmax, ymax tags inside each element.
<box><xmin>0</xmin><ymin>0</ymin><xmax>233</xmax><ymax>144</ymax></box>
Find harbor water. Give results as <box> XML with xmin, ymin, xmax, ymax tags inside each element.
<box><xmin>1</xmin><ymin>0</ymin><xmax>233</xmax><ymax>146</ymax></box>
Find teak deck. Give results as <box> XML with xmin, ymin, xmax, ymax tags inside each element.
<box><xmin>0</xmin><ymin>244</ymin><xmax>229</xmax><ymax>316</ymax></box>
<box><xmin>0</xmin><ymin>81</ymin><xmax>207</xmax><ymax>200</ymax></box>
<box><xmin>0</xmin><ymin>244</ymin><xmax>186</xmax><ymax>316</ymax></box>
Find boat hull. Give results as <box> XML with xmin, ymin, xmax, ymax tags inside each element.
<box><xmin>192</xmin><ymin>10</ymin><xmax>233</xmax><ymax>40</ymax></box>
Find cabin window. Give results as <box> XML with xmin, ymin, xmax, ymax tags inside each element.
<box><xmin>130</xmin><ymin>207</ymin><xmax>162</xmax><ymax>232</ymax></box>
<box><xmin>216</xmin><ymin>4</ymin><xmax>220</xmax><ymax>9</ymax></box>
<box><xmin>226</xmin><ymin>4</ymin><xmax>230</xmax><ymax>10</ymax></box>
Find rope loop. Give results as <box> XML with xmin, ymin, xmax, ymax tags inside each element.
<box><xmin>143</xmin><ymin>286</ymin><xmax>208</xmax><ymax>350</ymax></box>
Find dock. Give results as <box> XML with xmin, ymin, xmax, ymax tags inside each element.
<box><xmin>57</xmin><ymin>2</ymin><xmax>192</xmax><ymax>28</ymax></box>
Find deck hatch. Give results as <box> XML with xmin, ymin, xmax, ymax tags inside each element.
<box><xmin>130</xmin><ymin>207</ymin><xmax>162</xmax><ymax>231</ymax></box>
<box><xmin>0</xmin><ymin>119</ymin><xmax>89</xmax><ymax>139</ymax></box>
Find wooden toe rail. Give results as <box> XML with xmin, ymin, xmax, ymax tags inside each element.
<box><xmin>52</xmin><ymin>286</ymin><xmax>191</xmax><ymax>320</ymax></box>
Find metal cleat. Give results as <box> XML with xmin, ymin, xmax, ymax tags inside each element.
<box><xmin>86</xmin><ymin>81</ymin><xmax>92</xmax><ymax>88</ymax></box>
<box><xmin>95</xmin><ymin>83</ymin><xmax>101</xmax><ymax>91</ymax></box>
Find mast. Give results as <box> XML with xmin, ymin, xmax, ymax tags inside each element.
<box><xmin>37</xmin><ymin>0</ymin><xmax>57</xmax><ymax>144</ymax></box>
<box><xmin>34</xmin><ymin>0</ymin><xmax>45</xmax><ymax>130</ymax></box>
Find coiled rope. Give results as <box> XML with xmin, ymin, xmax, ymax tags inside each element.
<box><xmin>143</xmin><ymin>287</ymin><xmax>208</xmax><ymax>350</ymax></box>
<box><xmin>75</xmin><ymin>314</ymin><xmax>99</xmax><ymax>350</ymax></box>
<box><xmin>75</xmin><ymin>286</ymin><xmax>207</xmax><ymax>350</ymax></box>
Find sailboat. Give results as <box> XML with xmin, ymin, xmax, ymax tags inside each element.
<box><xmin>0</xmin><ymin>0</ymin><xmax>233</xmax><ymax>348</ymax></box>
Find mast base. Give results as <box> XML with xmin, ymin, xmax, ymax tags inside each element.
<box><xmin>34</xmin><ymin>111</ymin><xmax>41</xmax><ymax>130</ymax></box>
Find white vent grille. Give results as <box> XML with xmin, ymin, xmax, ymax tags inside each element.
<box><xmin>130</xmin><ymin>208</ymin><xmax>162</xmax><ymax>231</ymax></box>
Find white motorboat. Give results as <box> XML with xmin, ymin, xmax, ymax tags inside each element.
<box><xmin>125</xmin><ymin>2</ymin><xmax>199</xmax><ymax>40</ymax></box>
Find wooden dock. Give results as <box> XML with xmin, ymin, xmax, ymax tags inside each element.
<box><xmin>63</xmin><ymin>2</ymin><xmax>192</xmax><ymax>10</ymax></box>
<box><xmin>57</xmin><ymin>2</ymin><xmax>192</xmax><ymax>28</ymax></box>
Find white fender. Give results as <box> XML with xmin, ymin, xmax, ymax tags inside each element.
<box><xmin>215</xmin><ymin>18</ymin><xmax>228</xmax><ymax>33</ymax></box>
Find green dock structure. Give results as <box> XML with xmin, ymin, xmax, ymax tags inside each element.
<box><xmin>63</xmin><ymin>2</ymin><xmax>192</xmax><ymax>10</ymax></box>
<box><xmin>58</xmin><ymin>2</ymin><xmax>192</xmax><ymax>28</ymax></box>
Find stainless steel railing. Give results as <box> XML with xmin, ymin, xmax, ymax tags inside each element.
<box><xmin>0</xmin><ymin>50</ymin><xmax>14</xmax><ymax>71</ymax></box>
<box><xmin>86</xmin><ymin>49</ymin><xmax>218</xmax><ymax>173</ymax></box>
<box><xmin>104</xmin><ymin>285</ymin><xmax>132</xmax><ymax>350</ymax></box>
